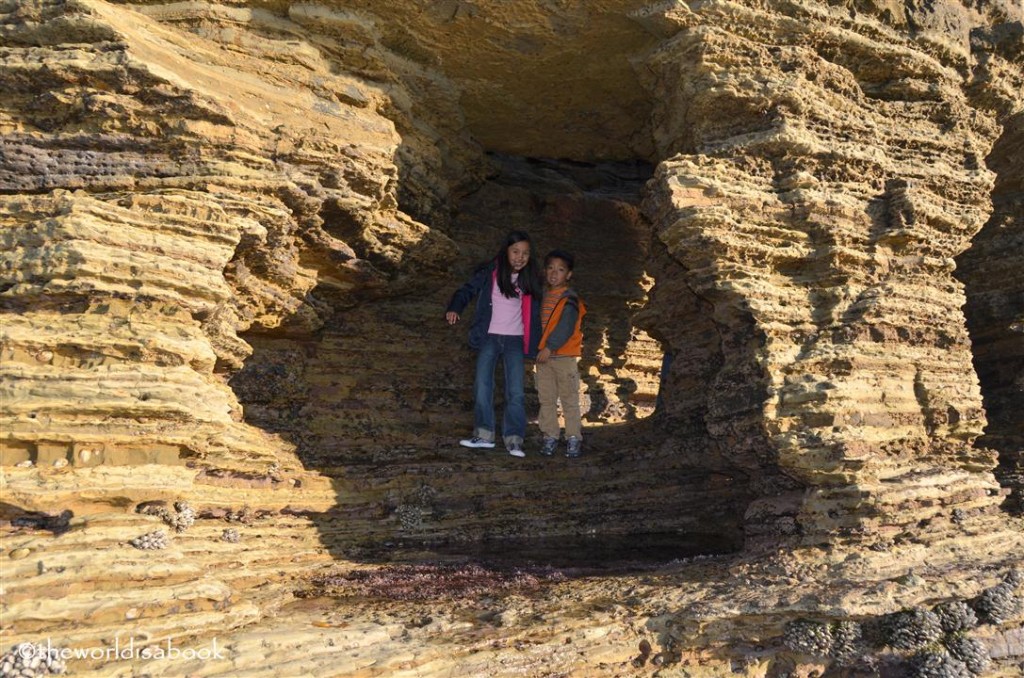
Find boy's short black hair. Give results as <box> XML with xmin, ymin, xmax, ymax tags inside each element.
<box><xmin>544</xmin><ymin>249</ymin><xmax>574</xmax><ymax>270</ymax></box>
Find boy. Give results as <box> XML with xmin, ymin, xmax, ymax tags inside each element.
<box><xmin>536</xmin><ymin>249</ymin><xmax>586</xmax><ymax>458</ymax></box>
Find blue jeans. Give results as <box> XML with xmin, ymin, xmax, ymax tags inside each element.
<box><xmin>473</xmin><ymin>334</ymin><xmax>526</xmax><ymax>446</ymax></box>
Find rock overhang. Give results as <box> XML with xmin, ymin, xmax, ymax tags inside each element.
<box><xmin>307</xmin><ymin>0</ymin><xmax>663</xmax><ymax>161</ymax></box>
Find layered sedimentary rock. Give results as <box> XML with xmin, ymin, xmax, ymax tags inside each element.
<box><xmin>0</xmin><ymin>0</ymin><xmax>467</xmax><ymax>656</ymax></box>
<box><xmin>2</xmin><ymin>0</ymin><xmax>1023</xmax><ymax>675</ymax></box>
<box><xmin>0</xmin><ymin>0</ymin><xmax>465</xmax><ymax>469</ymax></box>
<box><xmin>1</xmin><ymin>0</ymin><xmax>710</xmax><ymax>665</ymax></box>
<box><xmin>299</xmin><ymin>0</ymin><xmax>661</xmax><ymax>160</ymax></box>
<box><xmin>641</xmin><ymin>0</ymin><xmax>1022</xmax><ymax>550</ymax></box>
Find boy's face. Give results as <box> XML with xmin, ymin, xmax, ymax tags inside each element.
<box><xmin>545</xmin><ymin>258</ymin><xmax>572</xmax><ymax>288</ymax></box>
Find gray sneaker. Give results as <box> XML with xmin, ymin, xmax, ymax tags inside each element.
<box><xmin>460</xmin><ymin>436</ymin><xmax>495</xmax><ymax>449</ymax></box>
<box><xmin>566</xmin><ymin>436</ymin><xmax>582</xmax><ymax>458</ymax></box>
<box><xmin>508</xmin><ymin>442</ymin><xmax>526</xmax><ymax>458</ymax></box>
<box><xmin>540</xmin><ymin>436</ymin><xmax>558</xmax><ymax>456</ymax></box>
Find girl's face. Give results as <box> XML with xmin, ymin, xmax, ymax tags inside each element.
<box><xmin>545</xmin><ymin>258</ymin><xmax>572</xmax><ymax>288</ymax></box>
<box><xmin>507</xmin><ymin>241</ymin><xmax>530</xmax><ymax>272</ymax></box>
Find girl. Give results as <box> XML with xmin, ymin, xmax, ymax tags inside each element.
<box><xmin>445</xmin><ymin>231</ymin><xmax>543</xmax><ymax>457</ymax></box>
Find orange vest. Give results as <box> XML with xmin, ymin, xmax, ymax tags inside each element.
<box><xmin>539</xmin><ymin>293</ymin><xmax>585</xmax><ymax>357</ymax></box>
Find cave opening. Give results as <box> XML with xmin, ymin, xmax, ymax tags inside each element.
<box><xmin>220</xmin><ymin>0</ymin><xmax>1023</xmax><ymax>568</ymax></box>
<box><xmin>232</xmin><ymin>150</ymin><xmax>751</xmax><ymax>567</ymax></box>
<box><xmin>220</xmin><ymin>1</ymin><xmax>756</xmax><ymax>567</ymax></box>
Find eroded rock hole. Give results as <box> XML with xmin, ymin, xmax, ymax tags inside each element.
<box><xmin>233</xmin><ymin>154</ymin><xmax>749</xmax><ymax>565</ymax></box>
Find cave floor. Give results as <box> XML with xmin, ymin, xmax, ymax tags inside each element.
<box><xmin>4</xmin><ymin>444</ymin><xmax>1021</xmax><ymax>677</ymax></box>
<box><xmin>104</xmin><ymin>526</ymin><xmax>1024</xmax><ymax>677</ymax></box>
<box><xmin>102</xmin><ymin>552</ymin><xmax>747</xmax><ymax>677</ymax></box>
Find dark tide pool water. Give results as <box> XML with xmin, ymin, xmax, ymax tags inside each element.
<box><xmin>352</xmin><ymin>531</ymin><xmax>740</xmax><ymax>574</ymax></box>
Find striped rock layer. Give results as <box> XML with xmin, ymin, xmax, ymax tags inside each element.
<box><xmin>641</xmin><ymin>0</ymin><xmax>1023</xmax><ymax>547</ymax></box>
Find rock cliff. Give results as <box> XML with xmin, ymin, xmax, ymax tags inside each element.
<box><xmin>2</xmin><ymin>0</ymin><xmax>1022</xmax><ymax>675</ymax></box>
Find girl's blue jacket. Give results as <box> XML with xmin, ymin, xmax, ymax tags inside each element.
<box><xmin>446</xmin><ymin>261</ymin><xmax>542</xmax><ymax>359</ymax></box>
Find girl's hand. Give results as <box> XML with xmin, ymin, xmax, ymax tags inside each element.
<box><xmin>537</xmin><ymin>347</ymin><xmax>551</xmax><ymax>363</ymax></box>
<box><xmin>445</xmin><ymin>311</ymin><xmax>460</xmax><ymax>325</ymax></box>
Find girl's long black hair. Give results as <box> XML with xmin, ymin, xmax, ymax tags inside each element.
<box><xmin>493</xmin><ymin>230</ymin><xmax>541</xmax><ymax>299</ymax></box>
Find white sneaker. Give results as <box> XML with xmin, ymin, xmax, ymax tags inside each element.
<box><xmin>507</xmin><ymin>442</ymin><xmax>525</xmax><ymax>458</ymax></box>
<box><xmin>460</xmin><ymin>436</ymin><xmax>495</xmax><ymax>449</ymax></box>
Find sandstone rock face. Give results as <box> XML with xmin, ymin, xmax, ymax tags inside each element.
<box><xmin>2</xmin><ymin>0</ymin><xmax>1023</xmax><ymax>675</ymax></box>
<box><xmin>0</xmin><ymin>0</ymin><xmax>468</xmax><ymax>657</ymax></box>
<box><xmin>640</xmin><ymin>0</ymin><xmax>1022</xmax><ymax>549</ymax></box>
<box><xmin>1</xmin><ymin>0</ymin><xmax>464</xmax><ymax>472</ymax></box>
<box><xmin>313</xmin><ymin>0</ymin><xmax>661</xmax><ymax>160</ymax></box>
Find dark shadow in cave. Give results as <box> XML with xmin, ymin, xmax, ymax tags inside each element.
<box><xmin>955</xmin><ymin>111</ymin><xmax>1024</xmax><ymax>515</ymax></box>
<box><xmin>448</xmin><ymin>154</ymin><xmax>661</xmax><ymax>424</ymax></box>
<box><xmin>229</xmin><ymin>155</ymin><xmax>753</xmax><ymax>569</ymax></box>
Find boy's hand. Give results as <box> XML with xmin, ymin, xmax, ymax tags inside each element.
<box><xmin>445</xmin><ymin>311</ymin><xmax>460</xmax><ymax>325</ymax></box>
<box><xmin>537</xmin><ymin>347</ymin><xmax>551</xmax><ymax>363</ymax></box>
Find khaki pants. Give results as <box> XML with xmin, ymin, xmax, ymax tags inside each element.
<box><xmin>535</xmin><ymin>357</ymin><xmax>582</xmax><ymax>439</ymax></box>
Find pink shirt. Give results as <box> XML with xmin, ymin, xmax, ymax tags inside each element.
<box><xmin>488</xmin><ymin>272</ymin><xmax>524</xmax><ymax>336</ymax></box>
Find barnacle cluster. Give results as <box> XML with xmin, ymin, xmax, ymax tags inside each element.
<box><xmin>135</xmin><ymin>501</ymin><xmax>167</xmax><ymax>517</ymax></box>
<box><xmin>973</xmin><ymin>582</ymin><xmax>1022</xmax><ymax>624</ymax></box>
<box><xmin>778</xmin><ymin>569</ymin><xmax>1020</xmax><ymax>675</ymax></box>
<box><xmin>164</xmin><ymin>502</ymin><xmax>195</xmax><ymax>533</ymax></box>
<box><xmin>395</xmin><ymin>504</ymin><xmax>423</xmax><ymax>530</ymax></box>
<box><xmin>830</xmin><ymin>620</ymin><xmax>863</xmax><ymax>666</ymax></box>
<box><xmin>414</xmin><ymin>485</ymin><xmax>437</xmax><ymax>505</ymax></box>
<box><xmin>907</xmin><ymin>650</ymin><xmax>972</xmax><ymax>678</ymax></box>
<box><xmin>225</xmin><ymin>507</ymin><xmax>255</xmax><ymax>524</ymax></box>
<box><xmin>884</xmin><ymin>608</ymin><xmax>943</xmax><ymax>650</ymax></box>
<box><xmin>944</xmin><ymin>635</ymin><xmax>991</xmax><ymax>675</ymax></box>
<box><xmin>933</xmin><ymin>601</ymin><xmax>978</xmax><ymax>633</ymax></box>
<box><xmin>782</xmin><ymin>620</ymin><xmax>832</xmax><ymax>656</ymax></box>
<box><xmin>135</xmin><ymin>500</ymin><xmax>194</xmax><ymax>533</ymax></box>
<box><xmin>221</xmin><ymin>528</ymin><xmax>240</xmax><ymax>543</ymax></box>
<box><xmin>392</xmin><ymin>485</ymin><xmax>438</xmax><ymax>531</ymax></box>
<box><xmin>130</xmin><ymin>530</ymin><xmax>168</xmax><ymax>550</ymax></box>
<box><xmin>1</xmin><ymin>642</ymin><xmax>66</xmax><ymax>676</ymax></box>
